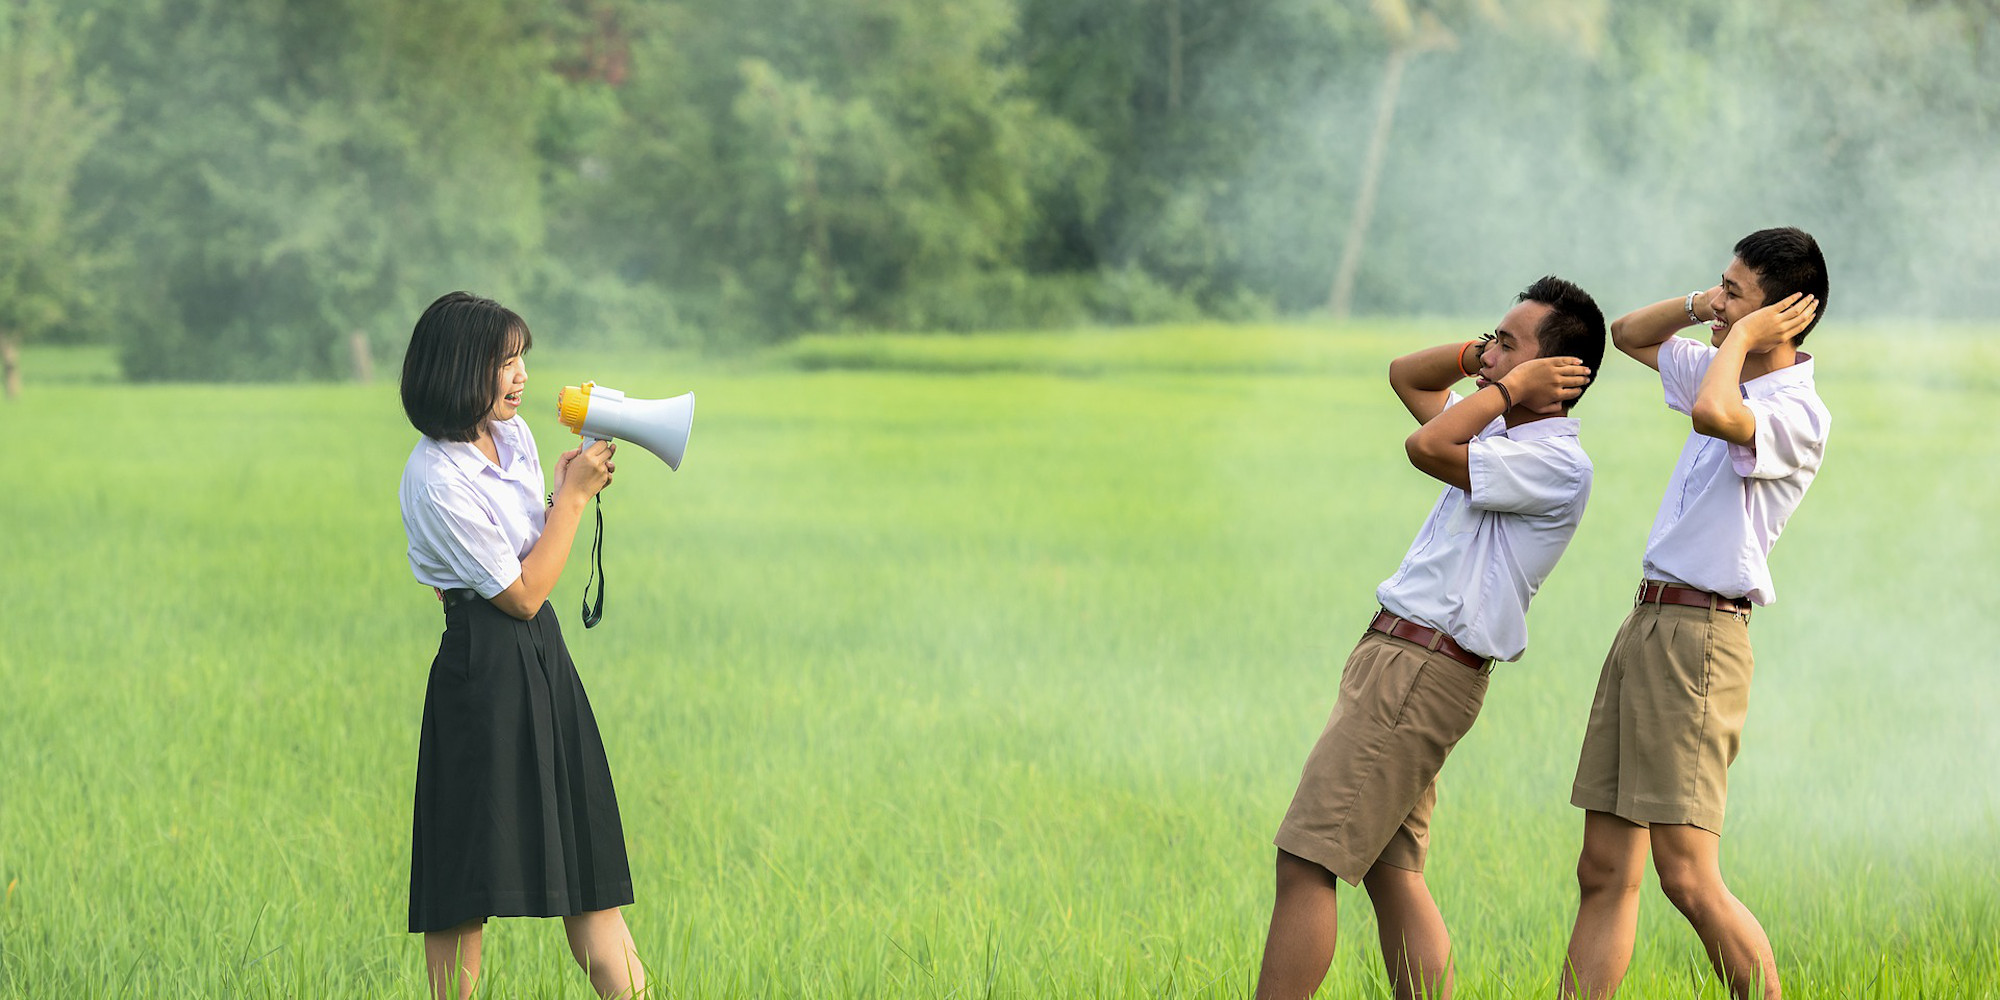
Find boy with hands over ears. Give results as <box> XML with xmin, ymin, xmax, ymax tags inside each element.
<box><xmin>1254</xmin><ymin>277</ymin><xmax>1603</xmax><ymax>1000</ymax></box>
<box><xmin>1561</xmin><ymin>228</ymin><xmax>1831</xmax><ymax>1000</ymax></box>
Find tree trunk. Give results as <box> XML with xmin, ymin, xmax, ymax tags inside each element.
<box><xmin>1327</xmin><ymin>47</ymin><xmax>1409</xmax><ymax>320</ymax></box>
<box><xmin>348</xmin><ymin>330</ymin><xmax>375</xmax><ymax>383</ymax></box>
<box><xmin>1</xmin><ymin>331</ymin><xmax>20</xmax><ymax>401</ymax></box>
<box><xmin>794</xmin><ymin>147</ymin><xmax>837</xmax><ymax>324</ymax></box>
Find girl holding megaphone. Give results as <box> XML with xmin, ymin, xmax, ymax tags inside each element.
<box><xmin>397</xmin><ymin>291</ymin><xmax>648</xmax><ymax>999</ymax></box>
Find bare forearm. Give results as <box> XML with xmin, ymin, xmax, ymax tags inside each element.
<box><xmin>1611</xmin><ymin>295</ymin><xmax>1705</xmax><ymax>354</ymax></box>
<box><xmin>1690</xmin><ymin>340</ymin><xmax>1756</xmax><ymax>444</ymax></box>
<box><xmin>1391</xmin><ymin>341</ymin><xmax>1478</xmax><ymax>391</ymax></box>
<box><xmin>1391</xmin><ymin>340</ymin><xmax>1481</xmax><ymax>423</ymax></box>
<box><xmin>1405</xmin><ymin>384</ymin><xmax>1511</xmax><ymax>490</ymax></box>
<box><xmin>494</xmin><ymin>495</ymin><xmax>590</xmax><ymax>619</ymax></box>
<box><xmin>1412</xmin><ymin>383</ymin><xmax>1508</xmax><ymax>450</ymax></box>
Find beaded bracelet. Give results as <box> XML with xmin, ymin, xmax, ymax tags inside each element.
<box><xmin>1684</xmin><ymin>291</ymin><xmax>1702</xmax><ymax>325</ymax></box>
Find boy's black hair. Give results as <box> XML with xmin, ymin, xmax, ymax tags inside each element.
<box><xmin>1519</xmin><ymin>275</ymin><xmax>1606</xmax><ymax>410</ymax></box>
<box><xmin>1734</xmin><ymin>227</ymin><xmax>1829</xmax><ymax>345</ymax></box>
<box><xmin>400</xmin><ymin>291</ymin><xmax>532</xmax><ymax>442</ymax></box>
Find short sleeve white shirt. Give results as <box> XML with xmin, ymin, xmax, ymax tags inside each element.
<box><xmin>399</xmin><ymin>416</ymin><xmax>547</xmax><ymax>598</ymax></box>
<box><xmin>1642</xmin><ymin>336</ymin><xmax>1830</xmax><ymax>606</ymax></box>
<box><xmin>1375</xmin><ymin>394</ymin><xmax>1593</xmax><ymax>662</ymax></box>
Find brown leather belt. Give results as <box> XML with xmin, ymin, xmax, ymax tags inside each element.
<box><xmin>1636</xmin><ymin>580</ymin><xmax>1752</xmax><ymax>618</ymax></box>
<box><xmin>1368</xmin><ymin>609</ymin><xmax>1490</xmax><ymax>670</ymax></box>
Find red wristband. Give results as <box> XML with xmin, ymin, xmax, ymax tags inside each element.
<box><xmin>1457</xmin><ymin>341</ymin><xmax>1480</xmax><ymax>379</ymax></box>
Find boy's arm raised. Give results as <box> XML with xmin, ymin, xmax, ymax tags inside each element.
<box><xmin>1689</xmin><ymin>293</ymin><xmax>1818</xmax><ymax>445</ymax></box>
<box><xmin>1405</xmin><ymin>357</ymin><xmax>1591</xmax><ymax>491</ymax></box>
<box><xmin>1389</xmin><ymin>339</ymin><xmax>1485</xmax><ymax>425</ymax></box>
<box><xmin>1611</xmin><ymin>287</ymin><xmax>1717</xmax><ymax>371</ymax></box>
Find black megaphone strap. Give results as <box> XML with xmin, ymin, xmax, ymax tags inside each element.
<box><xmin>581</xmin><ymin>493</ymin><xmax>605</xmax><ymax>628</ymax></box>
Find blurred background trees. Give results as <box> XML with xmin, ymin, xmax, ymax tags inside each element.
<box><xmin>0</xmin><ymin>0</ymin><xmax>115</xmax><ymax>396</ymax></box>
<box><xmin>4</xmin><ymin>0</ymin><xmax>1996</xmax><ymax>381</ymax></box>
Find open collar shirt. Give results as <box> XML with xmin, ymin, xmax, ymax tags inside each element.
<box><xmin>1376</xmin><ymin>394</ymin><xmax>1593</xmax><ymax>662</ymax></box>
<box><xmin>1641</xmin><ymin>336</ymin><xmax>1830</xmax><ymax>606</ymax></box>
<box><xmin>399</xmin><ymin>415</ymin><xmax>546</xmax><ymax>598</ymax></box>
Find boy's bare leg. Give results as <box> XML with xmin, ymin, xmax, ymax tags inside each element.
<box><xmin>1561</xmin><ymin>810</ymin><xmax>1650</xmax><ymax>998</ymax></box>
<box><xmin>1254</xmin><ymin>849</ymin><xmax>1342</xmax><ymax>1000</ymax></box>
<box><xmin>563</xmin><ymin>907</ymin><xmax>649</xmax><ymax>999</ymax></box>
<box><xmin>1363</xmin><ymin>864</ymin><xmax>1454</xmax><ymax>1000</ymax></box>
<box><xmin>1650</xmin><ymin>824</ymin><xmax>1781</xmax><ymax>1000</ymax></box>
<box><xmin>423</xmin><ymin>920</ymin><xmax>484</xmax><ymax>1000</ymax></box>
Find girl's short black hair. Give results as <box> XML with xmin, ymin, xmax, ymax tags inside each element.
<box><xmin>400</xmin><ymin>291</ymin><xmax>532</xmax><ymax>442</ymax></box>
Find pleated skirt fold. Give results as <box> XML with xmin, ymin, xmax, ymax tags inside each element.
<box><xmin>409</xmin><ymin>599</ymin><xmax>633</xmax><ymax>933</ymax></box>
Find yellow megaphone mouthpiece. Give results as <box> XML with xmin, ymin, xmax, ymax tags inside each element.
<box><xmin>557</xmin><ymin>382</ymin><xmax>596</xmax><ymax>435</ymax></box>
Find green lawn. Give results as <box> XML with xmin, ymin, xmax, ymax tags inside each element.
<box><xmin>2</xmin><ymin>324</ymin><xmax>1996</xmax><ymax>998</ymax></box>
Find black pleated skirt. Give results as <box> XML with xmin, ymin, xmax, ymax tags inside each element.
<box><xmin>409</xmin><ymin>597</ymin><xmax>634</xmax><ymax>933</ymax></box>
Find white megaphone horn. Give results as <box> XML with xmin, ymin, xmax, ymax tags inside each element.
<box><xmin>556</xmin><ymin>382</ymin><xmax>695</xmax><ymax>470</ymax></box>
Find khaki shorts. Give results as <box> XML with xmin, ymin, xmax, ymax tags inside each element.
<box><xmin>1275</xmin><ymin>631</ymin><xmax>1490</xmax><ymax>885</ymax></box>
<box><xmin>1570</xmin><ymin>600</ymin><xmax>1754</xmax><ymax>833</ymax></box>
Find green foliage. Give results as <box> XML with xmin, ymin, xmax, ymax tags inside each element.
<box><xmin>776</xmin><ymin>320</ymin><xmax>1415</xmax><ymax>375</ymax></box>
<box><xmin>72</xmin><ymin>0</ymin><xmax>550</xmax><ymax>380</ymax></box>
<box><xmin>0</xmin><ymin>0</ymin><xmax>117</xmax><ymax>347</ymax></box>
<box><xmin>15</xmin><ymin>0</ymin><xmax>2000</xmax><ymax>379</ymax></box>
<box><xmin>1013</xmin><ymin>0</ymin><xmax>1370</xmax><ymax>310</ymax></box>
<box><xmin>545</xmin><ymin>0</ymin><xmax>1101</xmax><ymax>344</ymax></box>
<box><xmin>882</xmin><ymin>265</ymin><xmax>1227</xmax><ymax>333</ymax></box>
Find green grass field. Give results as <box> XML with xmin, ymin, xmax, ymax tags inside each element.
<box><xmin>3</xmin><ymin>323</ymin><xmax>1997</xmax><ymax>998</ymax></box>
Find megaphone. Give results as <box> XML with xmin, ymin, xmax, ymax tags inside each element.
<box><xmin>556</xmin><ymin>382</ymin><xmax>695</xmax><ymax>470</ymax></box>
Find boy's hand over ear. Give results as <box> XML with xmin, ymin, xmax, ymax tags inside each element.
<box><xmin>1729</xmin><ymin>293</ymin><xmax>1818</xmax><ymax>352</ymax></box>
<box><xmin>1499</xmin><ymin>357</ymin><xmax>1593</xmax><ymax>415</ymax></box>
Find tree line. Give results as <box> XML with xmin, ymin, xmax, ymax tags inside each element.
<box><xmin>2</xmin><ymin>0</ymin><xmax>1995</xmax><ymax>388</ymax></box>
